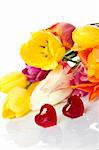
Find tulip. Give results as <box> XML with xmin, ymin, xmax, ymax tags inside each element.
<box><xmin>0</xmin><ymin>72</ymin><xmax>27</xmax><ymax>93</ymax></box>
<box><xmin>72</xmin><ymin>25</ymin><xmax>99</xmax><ymax>83</ymax></box>
<box><xmin>30</xmin><ymin>61</ymin><xmax>73</xmax><ymax>110</ymax></box>
<box><xmin>72</xmin><ymin>62</ymin><xmax>88</xmax><ymax>97</ymax></box>
<box><xmin>47</xmin><ymin>22</ymin><xmax>75</xmax><ymax>49</ymax></box>
<box><xmin>20</xmin><ymin>31</ymin><xmax>65</xmax><ymax>70</ymax></box>
<box><xmin>2</xmin><ymin>87</ymin><xmax>30</xmax><ymax>119</ymax></box>
<box><xmin>72</xmin><ymin>25</ymin><xmax>99</xmax><ymax>50</ymax></box>
<box><xmin>71</xmin><ymin>82</ymin><xmax>99</xmax><ymax>101</ymax></box>
<box><xmin>71</xmin><ymin>25</ymin><xmax>99</xmax><ymax>101</ymax></box>
<box><xmin>22</xmin><ymin>65</ymin><xmax>49</xmax><ymax>83</ymax></box>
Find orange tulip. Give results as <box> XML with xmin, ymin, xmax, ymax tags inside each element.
<box><xmin>71</xmin><ymin>83</ymin><xmax>99</xmax><ymax>101</ymax></box>
<box><xmin>72</xmin><ymin>25</ymin><xmax>99</xmax><ymax>83</ymax></box>
<box><xmin>77</xmin><ymin>48</ymin><xmax>99</xmax><ymax>83</ymax></box>
<box><xmin>72</xmin><ymin>25</ymin><xmax>99</xmax><ymax>101</ymax></box>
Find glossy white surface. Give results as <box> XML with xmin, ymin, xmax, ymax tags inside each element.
<box><xmin>0</xmin><ymin>94</ymin><xmax>99</xmax><ymax>150</ymax></box>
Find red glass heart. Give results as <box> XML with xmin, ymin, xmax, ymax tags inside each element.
<box><xmin>62</xmin><ymin>95</ymin><xmax>84</xmax><ymax>118</ymax></box>
<box><xmin>35</xmin><ymin>104</ymin><xmax>57</xmax><ymax>128</ymax></box>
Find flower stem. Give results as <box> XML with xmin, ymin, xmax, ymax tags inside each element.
<box><xmin>63</xmin><ymin>50</ymin><xmax>78</xmax><ymax>60</ymax></box>
<box><xmin>63</xmin><ymin>49</ymin><xmax>81</xmax><ymax>66</ymax></box>
<box><xmin>64</xmin><ymin>58</ymin><xmax>78</xmax><ymax>63</ymax></box>
<box><xmin>64</xmin><ymin>49</ymin><xmax>77</xmax><ymax>57</ymax></box>
<box><xmin>25</xmin><ymin>82</ymin><xmax>32</xmax><ymax>89</ymax></box>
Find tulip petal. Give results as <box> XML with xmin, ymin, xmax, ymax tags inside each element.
<box><xmin>72</xmin><ymin>25</ymin><xmax>99</xmax><ymax>48</ymax></box>
<box><xmin>31</xmin><ymin>62</ymin><xmax>73</xmax><ymax>110</ymax></box>
<box><xmin>2</xmin><ymin>87</ymin><xmax>30</xmax><ymax>119</ymax></box>
<box><xmin>27</xmin><ymin>82</ymin><xmax>39</xmax><ymax>95</ymax></box>
<box><xmin>0</xmin><ymin>72</ymin><xmax>27</xmax><ymax>93</ymax></box>
<box><xmin>2</xmin><ymin>99</ymin><xmax>15</xmax><ymax>119</ymax></box>
<box><xmin>20</xmin><ymin>31</ymin><xmax>65</xmax><ymax>70</ymax></box>
<box><xmin>78</xmin><ymin>49</ymin><xmax>92</xmax><ymax>68</ymax></box>
<box><xmin>71</xmin><ymin>83</ymin><xmax>99</xmax><ymax>101</ymax></box>
<box><xmin>89</xmin><ymin>85</ymin><xmax>99</xmax><ymax>101</ymax></box>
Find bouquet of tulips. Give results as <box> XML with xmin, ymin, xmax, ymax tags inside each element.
<box><xmin>0</xmin><ymin>22</ymin><xmax>99</xmax><ymax>128</ymax></box>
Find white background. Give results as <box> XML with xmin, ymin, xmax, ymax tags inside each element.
<box><xmin>0</xmin><ymin>0</ymin><xmax>99</xmax><ymax>150</ymax></box>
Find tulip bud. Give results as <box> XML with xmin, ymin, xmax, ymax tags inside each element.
<box><xmin>22</xmin><ymin>65</ymin><xmax>49</xmax><ymax>83</ymax></box>
<box><xmin>72</xmin><ymin>25</ymin><xmax>99</xmax><ymax>49</ymax></box>
<box><xmin>0</xmin><ymin>72</ymin><xmax>27</xmax><ymax>93</ymax></box>
<box><xmin>2</xmin><ymin>87</ymin><xmax>30</xmax><ymax>119</ymax></box>
<box><xmin>31</xmin><ymin>61</ymin><xmax>73</xmax><ymax>110</ymax></box>
<box><xmin>47</xmin><ymin>22</ymin><xmax>75</xmax><ymax>49</ymax></box>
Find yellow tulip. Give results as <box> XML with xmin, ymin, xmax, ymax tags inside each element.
<box><xmin>27</xmin><ymin>82</ymin><xmax>39</xmax><ymax>95</ymax></box>
<box><xmin>20</xmin><ymin>31</ymin><xmax>65</xmax><ymax>70</ymax></box>
<box><xmin>2</xmin><ymin>87</ymin><xmax>30</xmax><ymax>119</ymax></box>
<box><xmin>72</xmin><ymin>25</ymin><xmax>99</xmax><ymax>50</ymax></box>
<box><xmin>0</xmin><ymin>72</ymin><xmax>27</xmax><ymax>93</ymax></box>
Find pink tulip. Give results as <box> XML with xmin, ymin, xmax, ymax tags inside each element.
<box><xmin>72</xmin><ymin>62</ymin><xmax>89</xmax><ymax>97</ymax></box>
<box><xmin>47</xmin><ymin>22</ymin><xmax>75</xmax><ymax>49</ymax></box>
<box><xmin>22</xmin><ymin>65</ymin><xmax>49</xmax><ymax>83</ymax></box>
